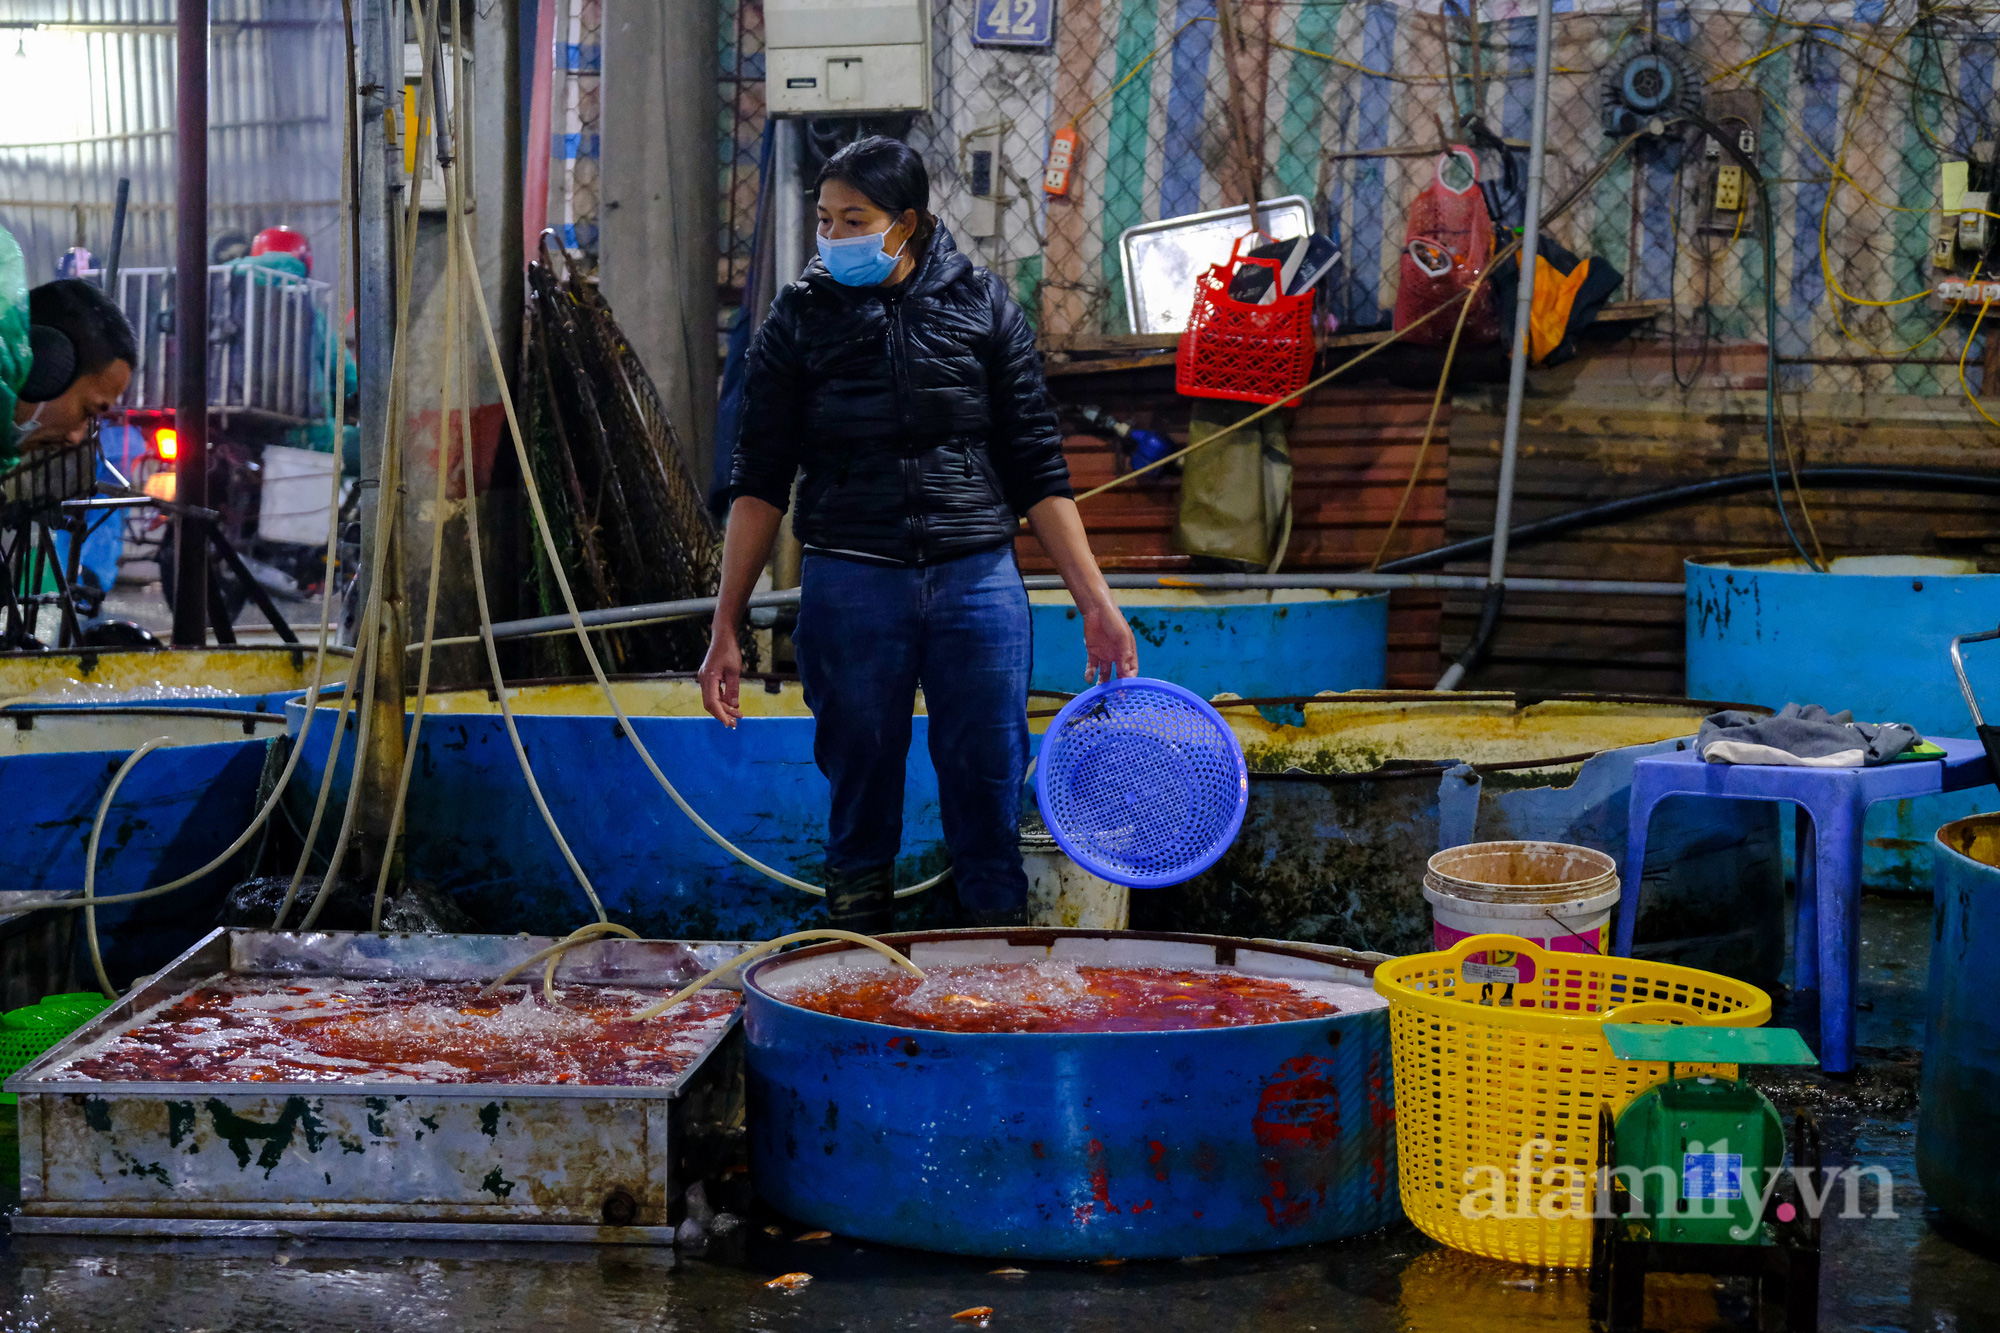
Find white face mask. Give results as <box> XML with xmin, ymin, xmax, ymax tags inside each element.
<box><xmin>10</xmin><ymin>399</ymin><xmax>45</xmax><ymax>449</ymax></box>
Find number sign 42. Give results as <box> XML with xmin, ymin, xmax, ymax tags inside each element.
<box><xmin>974</xmin><ymin>0</ymin><xmax>1055</xmax><ymax>48</ymax></box>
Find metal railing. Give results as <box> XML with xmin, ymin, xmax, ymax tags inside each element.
<box><xmin>109</xmin><ymin>264</ymin><xmax>333</xmax><ymax>424</ymax></box>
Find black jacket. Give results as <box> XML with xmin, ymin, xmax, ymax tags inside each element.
<box><xmin>728</xmin><ymin>227</ymin><xmax>1072</xmax><ymax>566</ymax></box>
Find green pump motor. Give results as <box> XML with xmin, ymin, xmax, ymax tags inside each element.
<box><xmin>1589</xmin><ymin>1024</ymin><xmax>1823</xmax><ymax>1333</ymax></box>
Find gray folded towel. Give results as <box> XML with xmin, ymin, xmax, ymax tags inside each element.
<box><xmin>1697</xmin><ymin>703</ymin><xmax>1922</xmax><ymax>767</ymax></box>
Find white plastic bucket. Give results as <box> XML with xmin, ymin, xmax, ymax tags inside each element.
<box><xmin>257</xmin><ymin>444</ymin><xmax>339</xmax><ymax>546</ymax></box>
<box><xmin>1422</xmin><ymin>840</ymin><xmax>1620</xmax><ymax>954</ymax></box>
<box><xmin>1021</xmin><ymin>824</ymin><xmax>1130</xmax><ymax>929</ymax></box>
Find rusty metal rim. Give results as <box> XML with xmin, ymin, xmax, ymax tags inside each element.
<box><xmin>1257</xmin><ymin>743</ymin><xmax>1702</xmax><ymax>786</ymax></box>
<box><xmin>290</xmin><ymin>673</ymin><xmax>1076</xmax><ymax>705</ymax></box>
<box><xmin>7</xmin><ymin>1216</ymin><xmax>681</xmax><ymax>1245</ymax></box>
<box><xmin>1691</xmin><ymin>548</ymin><xmax>2000</xmax><ymax>574</ymax></box>
<box><xmin>0</xmin><ymin>643</ymin><xmax>355</xmax><ymax>660</ymax></box>
<box><xmin>1026</xmin><ymin>690</ymin><xmax>1769</xmax><ymax>719</ymax></box>
<box><xmin>0</xmin><ymin>705</ymin><xmax>290</xmax><ymax>725</ymax></box>
<box><xmin>742</xmin><ymin>927</ymin><xmax>1387</xmax><ymax>1040</ymax></box>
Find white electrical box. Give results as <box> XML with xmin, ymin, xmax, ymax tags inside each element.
<box><xmin>961</xmin><ymin>125</ymin><xmax>1004</xmax><ymax>239</ymax></box>
<box><xmin>1961</xmin><ymin>190</ymin><xmax>1992</xmax><ymax>253</ymax></box>
<box><xmin>400</xmin><ymin>41</ymin><xmax>468</xmax><ymax>212</ymax></box>
<box><xmin>766</xmin><ymin>0</ymin><xmax>932</xmax><ymax>116</ymax></box>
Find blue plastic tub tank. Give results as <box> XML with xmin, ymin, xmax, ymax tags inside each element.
<box><xmin>1919</xmin><ymin>814</ymin><xmax>2000</xmax><ymax>1245</ymax></box>
<box><xmin>287</xmin><ymin>677</ymin><xmax>1014</xmax><ymax>940</ymax></box>
<box><xmin>1029</xmin><ymin>588</ymin><xmax>1387</xmax><ymax>697</ymax></box>
<box><xmin>744</xmin><ymin>929</ymin><xmax>1400</xmax><ymax>1259</ymax></box>
<box><xmin>1687</xmin><ymin>554</ymin><xmax>2000</xmax><ymax>891</ymax></box>
<box><xmin>0</xmin><ymin>709</ymin><xmax>275</xmax><ymax>982</ymax></box>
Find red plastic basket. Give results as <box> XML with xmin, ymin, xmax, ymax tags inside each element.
<box><xmin>1174</xmin><ymin>237</ymin><xmax>1316</xmax><ymax>405</ymax></box>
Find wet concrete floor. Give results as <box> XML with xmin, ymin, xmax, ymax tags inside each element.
<box><xmin>0</xmin><ymin>895</ymin><xmax>1995</xmax><ymax>1332</ymax></box>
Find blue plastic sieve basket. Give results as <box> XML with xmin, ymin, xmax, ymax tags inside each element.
<box><xmin>1034</xmin><ymin>676</ymin><xmax>1249</xmax><ymax>889</ymax></box>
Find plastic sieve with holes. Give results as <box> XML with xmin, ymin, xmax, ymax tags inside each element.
<box><xmin>1033</xmin><ymin>677</ymin><xmax>1248</xmax><ymax>888</ymax></box>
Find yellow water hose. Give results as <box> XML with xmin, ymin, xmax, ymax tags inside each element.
<box><xmin>80</xmin><ymin>736</ymin><xmax>172</xmax><ymax>998</ymax></box>
<box><xmin>470</xmin><ymin>921</ymin><xmax>642</xmax><ymax>1003</ymax></box>
<box><xmin>629</xmin><ymin>930</ymin><xmax>925</xmax><ymax>1022</ymax></box>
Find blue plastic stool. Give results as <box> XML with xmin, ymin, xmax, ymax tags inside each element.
<box><xmin>1614</xmin><ymin>737</ymin><xmax>1993</xmax><ymax>1074</ymax></box>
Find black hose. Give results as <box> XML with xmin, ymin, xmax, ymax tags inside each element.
<box><xmin>1674</xmin><ymin>109</ymin><xmax>1818</xmax><ymax>571</ymax></box>
<box><xmin>1444</xmin><ymin>581</ymin><xmax>1507</xmax><ymax>685</ymax></box>
<box><xmin>1378</xmin><ymin>466</ymin><xmax>2000</xmax><ymax>574</ymax></box>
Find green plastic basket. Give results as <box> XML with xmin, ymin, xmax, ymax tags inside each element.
<box><xmin>0</xmin><ymin>993</ymin><xmax>110</xmax><ymax>1104</ymax></box>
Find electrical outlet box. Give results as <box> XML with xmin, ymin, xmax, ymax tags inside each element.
<box><xmin>1702</xmin><ymin>88</ymin><xmax>1761</xmax><ymax>170</ymax></box>
<box><xmin>1714</xmin><ymin>165</ymin><xmax>1744</xmax><ymax>213</ymax></box>
<box><xmin>1979</xmin><ymin>281</ymin><xmax>2000</xmax><ymax>304</ymax></box>
<box><xmin>961</xmin><ymin>126</ymin><xmax>1003</xmax><ymax>239</ymax></box>
<box><xmin>1961</xmin><ymin>190</ymin><xmax>1992</xmax><ymax>251</ymax></box>
<box><xmin>1939</xmin><ymin>280</ymin><xmax>1970</xmax><ymax>302</ymax></box>
<box><xmin>766</xmin><ymin>0</ymin><xmax>932</xmax><ymax>116</ymax></box>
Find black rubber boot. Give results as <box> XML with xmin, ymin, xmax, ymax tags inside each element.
<box><xmin>969</xmin><ymin>906</ymin><xmax>1028</xmax><ymax>929</ymax></box>
<box><xmin>826</xmin><ymin>865</ymin><xmax>896</xmax><ymax>936</ymax></box>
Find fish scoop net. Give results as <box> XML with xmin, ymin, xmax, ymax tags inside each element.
<box><xmin>1034</xmin><ymin>677</ymin><xmax>1249</xmax><ymax>889</ymax></box>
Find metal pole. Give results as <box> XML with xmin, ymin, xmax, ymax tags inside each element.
<box><xmin>353</xmin><ymin>0</ymin><xmax>407</xmax><ymax>890</ymax></box>
<box><xmin>1435</xmin><ymin>0</ymin><xmax>1555</xmax><ymax>691</ymax></box>
<box><xmin>104</xmin><ymin>177</ymin><xmax>130</xmax><ymax>294</ymax></box>
<box><xmin>169</xmin><ymin>0</ymin><xmax>208</xmax><ymax>646</ymax></box>
<box><xmin>772</xmin><ymin>117</ymin><xmax>805</xmax><ymax>286</ymax></box>
<box><xmin>452</xmin><ymin>574</ymin><xmax>1690</xmax><ymax>650</ymax></box>
<box><xmin>354</xmin><ymin>0</ymin><xmax>396</xmax><ymax>640</ymax></box>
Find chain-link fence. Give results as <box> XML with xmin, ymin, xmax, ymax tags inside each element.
<box><xmin>721</xmin><ymin>0</ymin><xmax>2000</xmax><ymax>399</ymax></box>
<box><xmin>547</xmin><ymin>0</ymin><xmax>603</xmax><ymax>264</ymax></box>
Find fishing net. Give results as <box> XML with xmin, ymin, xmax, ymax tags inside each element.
<box><xmin>519</xmin><ymin>246</ymin><xmax>751</xmax><ymax>676</ymax></box>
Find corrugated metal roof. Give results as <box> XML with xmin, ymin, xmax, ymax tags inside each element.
<box><xmin>0</xmin><ymin>0</ymin><xmax>342</xmax><ymax>289</ymax></box>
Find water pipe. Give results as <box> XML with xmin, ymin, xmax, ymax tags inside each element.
<box><xmin>1437</xmin><ymin>0</ymin><xmax>1555</xmax><ymax>693</ymax></box>
<box><xmin>628</xmin><ymin>930</ymin><xmax>926</xmax><ymax>1022</ymax></box>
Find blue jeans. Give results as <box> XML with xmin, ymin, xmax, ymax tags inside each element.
<box><xmin>793</xmin><ymin>546</ymin><xmax>1031</xmax><ymax>914</ymax></box>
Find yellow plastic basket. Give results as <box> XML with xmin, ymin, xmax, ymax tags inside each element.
<box><xmin>1373</xmin><ymin>932</ymin><xmax>1772</xmax><ymax>1269</ymax></box>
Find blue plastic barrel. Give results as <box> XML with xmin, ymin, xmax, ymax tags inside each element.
<box><xmin>744</xmin><ymin>930</ymin><xmax>1400</xmax><ymax>1259</ymax></box>
<box><xmin>1029</xmin><ymin>588</ymin><xmax>1387</xmax><ymax>698</ymax></box>
<box><xmin>1687</xmin><ymin>554</ymin><xmax>2000</xmax><ymax>892</ymax></box>
<box><xmin>1919</xmin><ymin>814</ymin><xmax>2000</xmax><ymax>1245</ymax></box>
<box><xmin>286</xmin><ymin>677</ymin><xmax>976</xmax><ymax>940</ymax></box>
<box><xmin>0</xmin><ymin>710</ymin><xmax>271</xmax><ymax>981</ymax></box>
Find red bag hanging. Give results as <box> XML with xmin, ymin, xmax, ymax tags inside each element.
<box><xmin>1392</xmin><ymin>147</ymin><xmax>1498</xmax><ymax>346</ymax></box>
<box><xmin>1174</xmin><ymin>235</ymin><xmax>1316</xmax><ymax>405</ymax></box>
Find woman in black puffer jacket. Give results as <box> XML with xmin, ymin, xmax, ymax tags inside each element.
<box><xmin>701</xmin><ymin>136</ymin><xmax>1137</xmax><ymax>932</ymax></box>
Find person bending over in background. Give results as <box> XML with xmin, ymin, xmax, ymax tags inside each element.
<box><xmin>700</xmin><ymin>135</ymin><xmax>1137</xmax><ymax>932</ymax></box>
<box><xmin>4</xmin><ymin>267</ymin><xmax>137</xmax><ymax>460</ymax></box>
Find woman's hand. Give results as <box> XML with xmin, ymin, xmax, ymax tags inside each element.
<box><xmin>701</xmin><ymin>497</ymin><xmax>787</xmax><ymax>727</ymax></box>
<box><xmin>699</xmin><ymin>626</ymin><xmax>745</xmax><ymax>727</ymax></box>
<box><xmin>1024</xmin><ymin>495</ymin><xmax>1141</xmax><ymax>686</ymax></box>
<box><xmin>1082</xmin><ymin>601</ymin><xmax>1139</xmax><ymax>684</ymax></box>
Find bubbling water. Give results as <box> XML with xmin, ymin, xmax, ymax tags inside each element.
<box><xmin>14</xmin><ymin>680</ymin><xmax>246</xmax><ymax>705</ymax></box>
<box><xmin>45</xmin><ymin>976</ymin><xmax>739</xmax><ymax>1087</ymax></box>
<box><xmin>768</xmin><ymin>960</ymin><xmax>1385</xmax><ymax>1034</ymax></box>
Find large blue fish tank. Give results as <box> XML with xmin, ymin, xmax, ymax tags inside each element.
<box><xmin>743</xmin><ymin>929</ymin><xmax>1400</xmax><ymax>1259</ymax></box>
<box><xmin>1687</xmin><ymin>553</ymin><xmax>2000</xmax><ymax>891</ymax></box>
